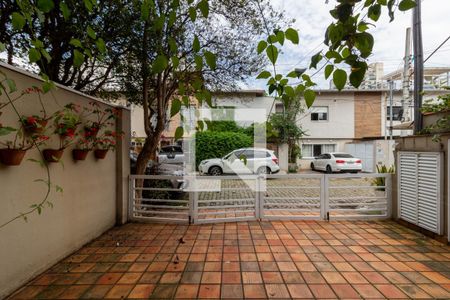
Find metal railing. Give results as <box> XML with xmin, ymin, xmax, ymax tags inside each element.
<box><xmin>129</xmin><ymin>173</ymin><xmax>392</xmax><ymax>224</ymax></box>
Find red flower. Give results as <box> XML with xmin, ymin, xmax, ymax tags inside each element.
<box><xmin>27</xmin><ymin>116</ymin><xmax>37</xmax><ymax>125</ymax></box>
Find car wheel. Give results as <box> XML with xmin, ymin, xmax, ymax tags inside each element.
<box><xmin>326</xmin><ymin>165</ymin><xmax>332</xmax><ymax>174</ymax></box>
<box><xmin>209</xmin><ymin>166</ymin><xmax>223</xmax><ymax>176</ymax></box>
<box><xmin>310</xmin><ymin>162</ymin><xmax>315</xmax><ymax>171</ymax></box>
<box><xmin>257</xmin><ymin>166</ymin><xmax>271</xmax><ymax>175</ymax></box>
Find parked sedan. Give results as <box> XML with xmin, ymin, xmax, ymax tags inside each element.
<box><xmin>199</xmin><ymin>148</ymin><xmax>280</xmax><ymax>175</ymax></box>
<box><xmin>158</xmin><ymin>145</ymin><xmax>184</xmax><ymax>164</ymax></box>
<box><xmin>310</xmin><ymin>152</ymin><xmax>362</xmax><ymax>173</ymax></box>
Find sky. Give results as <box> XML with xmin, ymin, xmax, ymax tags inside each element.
<box><xmin>245</xmin><ymin>0</ymin><xmax>450</xmax><ymax>89</ymax></box>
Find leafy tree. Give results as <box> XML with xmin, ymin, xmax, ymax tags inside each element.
<box><xmin>1</xmin><ymin>0</ymin><xmax>134</xmax><ymax>93</ymax></box>
<box><xmin>119</xmin><ymin>0</ymin><xmax>287</xmax><ymax>175</ymax></box>
<box><xmin>268</xmin><ymin>94</ymin><xmax>306</xmax><ymax>164</ymax></box>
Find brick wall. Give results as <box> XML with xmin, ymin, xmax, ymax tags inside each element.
<box><xmin>354</xmin><ymin>91</ymin><xmax>382</xmax><ymax>138</ymax></box>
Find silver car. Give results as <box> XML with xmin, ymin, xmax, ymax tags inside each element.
<box><xmin>198</xmin><ymin>148</ymin><xmax>280</xmax><ymax>175</ymax></box>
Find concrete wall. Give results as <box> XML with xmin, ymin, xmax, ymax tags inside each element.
<box><xmin>0</xmin><ymin>64</ymin><xmax>130</xmax><ymax>298</ymax></box>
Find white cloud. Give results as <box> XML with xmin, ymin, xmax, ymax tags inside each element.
<box><xmin>246</xmin><ymin>0</ymin><xmax>450</xmax><ymax>89</ymax></box>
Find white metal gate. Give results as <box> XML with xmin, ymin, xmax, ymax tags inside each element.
<box><xmin>129</xmin><ymin>173</ymin><xmax>392</xmax><ymax>224</ymax></box>
<box><xmin>398</xmin><ymin>152</ymin><xmax>444</xmax><ymax>234</ymax></box>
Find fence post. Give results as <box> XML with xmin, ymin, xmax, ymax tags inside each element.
<box><xmin>256</xmin><ymin>176</ymin><xmax>263</xmax><ymax>220</ymax></box>
<box><xmin>321</xmin><ymin>175</ymin><xmax>329</xmax><ymax>220</ymax></box>
<box><xmin>189</xmin><ymin>178</ymin><xmax>198</xmax><ymax>224</ymax></box>
<box><xmin>128</xmin><ymin>176</ymin><xmax>134</xmax><ymax>221</ymax></box>
<box><xmin>386</xmin><ymin>174</ymin><xmax>393</xmax><ymax>219</ymax></box>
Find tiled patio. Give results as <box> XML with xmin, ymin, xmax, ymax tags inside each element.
<box><xmin>8</xmin><ymin>220</ymin><xmax>450</xmax><ymax>299</ymax></box>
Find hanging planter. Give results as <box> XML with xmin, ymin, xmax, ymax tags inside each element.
<box><xmin>0</xmin><ymin>149</ymin><xmax>27</xmax><ymax>166</ymax></box>
<box><xmin>72</xmin><ymin>149</ymin><xmax>90</xmax><ymax>161</ymax></box>
<box><xmin>21</xmin><ymin>116</ymin><xmax>49</xmax><ymax>135</ymax></box>
<box><xmin>94</xmin><ymin>149</ymin><xmax>108</xmax><ymax>159</ymax></box>
<box><xmin>43</xmin><ymin>149</ymin><xmax>64</xmax><ymax>163</ymax></box>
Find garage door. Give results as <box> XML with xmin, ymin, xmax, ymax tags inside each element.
<box><xmin>345</xmin><ymin>143</ymin><xmax>374</xmax><ymax>172</ymax></box>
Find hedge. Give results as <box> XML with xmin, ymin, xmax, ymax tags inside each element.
<box><xmin>195</xmin><ymin>131</ymin><xmax>253</xmax><ymax>168</ymax></box>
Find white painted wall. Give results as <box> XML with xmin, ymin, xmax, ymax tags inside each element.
<box><xmin>299</xmin><ymin>92</ymin><xmax>355</xmax><ymax>139</ymax></box>
<box><xmin>0</xmin><ymin>64</ymin><xmax>127</xmax><ymax>299</ymax></box>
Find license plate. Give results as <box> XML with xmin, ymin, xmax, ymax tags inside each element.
<box><xmin>347</xmin><ymin>161</ymin><xmax>354</xmax><ymax>164</ymax></box>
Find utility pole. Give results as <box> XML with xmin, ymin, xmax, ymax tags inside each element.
<box><xmin>402</xmin><ymin>27</ymin><xmax>412</xmax><ymax>122</ymax></box>
<box><xmin>413</xmin><ymin>0</ymin><xmax>424</xmax><ymax>134</ymax></box>
<box><xmin>388</xmin><ymin>80</ymin><xmax>394</xmax><ymax>140</ymax></box>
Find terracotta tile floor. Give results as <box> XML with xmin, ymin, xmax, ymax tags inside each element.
<box><xmin>8</xmin><ymin>220</ymin><xmax>450</xmax><ymax>299</ymax></box>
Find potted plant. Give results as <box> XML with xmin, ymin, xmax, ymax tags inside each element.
<box><xmin>19</xmin><ymin>87</ymin><xmax>51</xmax><ymax>134</ymax></box>
<box><xmin>0</xmin><ymin>123</ymin><xmax>49</xmax><ymax>166</ymax></box>
<box><xmin>43</xmin><ymin>103</ymin><xmax>80</xmax><ymax>163</ymax></box>
<box><xmin>83</xmin><ymin>101</ymin><xmax>119</xmax><ymax>138</ymax></box>
<box><xmin>72</xmin><ymin>125</ymin><xmax>96</xmax><ymax>161</ymax></box>
<box><xmin>93</xmin><ymin>130</ymin><xmax>122</xmax><ymax>159</ymax></box>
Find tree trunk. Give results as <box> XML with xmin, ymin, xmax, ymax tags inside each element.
<box><xmin>135</xmin><ymin>133</ymin><xmax>160</xmax><ymax>175</ymax></box>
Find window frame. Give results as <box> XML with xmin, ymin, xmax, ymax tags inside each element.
<box><xmin>310</xmin><ymin>106</ymin><xmax>329</xmax><ymax>122</ymax></box>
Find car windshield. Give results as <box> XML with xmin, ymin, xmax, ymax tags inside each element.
<box><xmin>333</xmin><ymin>153</ymin><xmax>354</xmax><ymax>158</ymax></box>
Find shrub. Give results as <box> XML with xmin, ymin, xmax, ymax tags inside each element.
<box><xmin>195</xmin><ymin>131</ymin><xmax>252</xmax><ymax>168</ymax></box>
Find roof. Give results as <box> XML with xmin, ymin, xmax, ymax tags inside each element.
<box><xmin>383</xmin><ymin>67</ymin><xmax>450</xmax><ymax>80</ymax></box>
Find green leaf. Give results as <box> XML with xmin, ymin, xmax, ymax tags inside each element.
<box><xmin>276</xmin><ymin>31</ymin><xmax>285</xmax><ymax>45</ymax></box>
<box><xmin>204</xmin><ymin>51</ymin><xmax>216</xmax><ymax>70</ymax></box>
<box><xmin>69</xmin><ymin>38</ymin><xmax>82</xmax><ymax>48</ymax></box>
<box><xmin>333</xmin><ymin>69</ymin><xmax>347</xmax><ymax>91</ymax></box>
<box><xmin>168</xmin><ymin>37</ymin><xmax>177</xmax><ymax>53</ymax></box>
<box><xmin>286</xmin><ymin>70</ymin><xmax>299</xmax><ymax>78</ymax></box>
<box><xmin>141</xmin><ymin>0</ymin><xmax>150</xmax><ymax>20</ymax></box>
<box><xmin>257</xmin><ymin>40</ymin><xmax>267</xmax><ymax>54</ymax></box>
<box><xmin>310</xmin><ymin>52</ymin><xmax>322</xmax><ymax>69</ymax></box>
<box><xmin>84</xmin><ymin>0</ymin><xmax>93</xmax><ymax>11</ymax></box>
<box><xmin>188</xmin><ymin>6</ymin><xmax>197</xmax><ymax>21</ymax></box>
<box><xmin>73</xmin><ymin>49</ymin><xmax>84</xmax><ymax>68</ymax></box>
<box><xmin>96</xmin><ymin>38</ymin><xmax>106</xmax><ymax>53</ymax></box>
<box><xmin>357</xmin><ymin>22</ymin><xmax>369</xmax><ymax>32</ymax></box>
<box><xmin>398</xmin><ymin>0</ymin><xmax>416</xmax><ymax>11</ymax></box>
<box><xmin>172</xmin><ymin>56</ymin><xmax>180</xmax><ymax>68</ymax></box>
<box><xmin>5</xmin><ymin>79</ymin><xmax>17</xmax><ymax>93</ymax></box>
<box><xmin>304</xmin><ymin>89</ymin><xmax>316</xmax><ymax>108</ymax></box>
<box><xmin>174</xmin><ymin>126</ymin><xmax>184</xmax><ymax>140</ymax></box>
<box><xmin>349</xmin><ymin>61</ymin><xmax>368</xmax><ymax>88</ymax></box>
<box><xmin>171</xmin><ymin>99</ymin><xmax>181</xmax><ymax>117</ymax></box>
<box><xmin>37</xmin><ymin>0</ymin><xmax>55</xmax><ymax>13</ymax></box>
<box><xmin>266</xmin><ymin>45</ymin><xmax>278</xmax><ymax>65</ymax></box>
<box><xmin>11</xmin><ymin>12</ymin><xmax>26</xmax><ymax>30</ymax></box>
<box><xmin>40</xmin><ymin>49</ymin><xmax>51</xmax><ymax>62</ymax></box>
<box><xmin>194</xmin><ymin>55</ymin><xmax>203</xmax><ymax>70</ymax></box>
<box><xmin>87</xmin><ymin>26</ymin><xmax>96</xmax><ymax>39</ymax></box>
<box><xmin>0</xmin><ymin>42</ymin><xmax>5</xmax><ymax>52</ymax></box>
<box><xmin>42</xmin><ymin>80</ymin><xmax>55</xmax><ymax>93</ymax></box>
<box><xmin>285</xmin><ymin>28</ymin><xmax>299</xmax><ymax>44</ymax></box>
<box><xmin>368</xmin><ymin>4</ymin><xmax>381</xmax><ymax>21</ymax></box>
<box><xmin>197</xmin><ymin>0</ymin><xmax>209</xmax><ymax>18</ymax></box>
<box><xmin>354</xmin><ymin>32</ymin><xmax>374</xmax><ymax>58</ymax></box>
<box><xmin>256</xmin><ymin>71</ymin><xmax>271</xmax><ymax>79</ymax></box>
<box><xmin>152</xmin><ymin>55</ymin><xmax>168</xmax><ymax>73</ymax></box>
<box><xmin>59</xmin><ymin>2</ymin><xmax>71</xmax><ymax>20</ymax></box>
<box><xmin>193</xmin><ymin>35</ymin><xmax>200</xmax><ymax>52</ymax></box>
<box><xmin>29</xmin><ymin>48</ymin><xmax>41</xmax><ymax>63</ymax></box>
<box><xmin>324</xmin><ymin>64</ymin><xmax>334</xmax><ymax>79</ymax></box>
<box><xmin>0</xmin><ymin>126</ymin><xmax>16</xmax><ymax>136</ymax></box>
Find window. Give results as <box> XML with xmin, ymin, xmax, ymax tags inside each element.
<box><xmin>311</xmin><ymin>107</ymin><xmax>328</xmax><ymax>121</ymax></box>
<box><xmin>333</xmin><ymin>153</ymin><xmax>353</xmax><ymax>158</ymax></box>
<box><xmin>387</xmin><ymin>106</ymin><xmax>403</xmax><ymax>121</ymax></box>
<box><xmin>302</xmin><ymin>144</ymin><xmax>336</xmax><ymax>158</ymax></box>
<box><xmin>275</xmin><ymin>103</ymin><xmax>284</xmax><ymax>114</ymax></box>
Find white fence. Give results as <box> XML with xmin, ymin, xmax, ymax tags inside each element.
<box><xmin>129</xmin><ymin>173</ymin><xmax>392</xmax><ymax>224</ymax></box>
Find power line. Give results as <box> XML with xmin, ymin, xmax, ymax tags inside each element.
<box><xmin>424</xmin><ymin>34</ymin><xmax>450</xmax><ymax>63</ymax></box>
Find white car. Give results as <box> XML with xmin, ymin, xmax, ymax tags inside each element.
<box><xmin>198</xmin><ymin>148</ymin><xmax>280</xmax><ymax>175</ymax></box>
<box><xmin>310</xmin><ymin>152</ymin><xmax>362</xmax><ymax>173</ymax></box>
<box><xmin>157</xmin><ymin>145</ymin><xmax>184</xmax><ymax>164</ymax></box>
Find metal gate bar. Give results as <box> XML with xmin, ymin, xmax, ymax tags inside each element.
<box><xmin>129</xmin><ymin>173</ymin><xmax>392</xmax><ymax>224</ymax></box>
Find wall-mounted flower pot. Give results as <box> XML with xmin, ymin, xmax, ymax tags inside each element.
<box><xmin>0</xmin><ymin>149</ymin><xmax>26</xmax><ymax>166</ymax></box>
<box><xmin>94</xmin><ymin>149</ymin><xmax>108</xmax><ymax>159</ymax></box>
<box><xmin>72</xmin><ymin>149</ymin><xmax>90</xmax><ymax>161</ymax></box>
<box><xmin>24</xmin><ymin>119</ymin><xmax>48</xmax><ymax>134</ymax></box>
<box><xmin>43</xmin><ymin>149</ymin><xmax>64</xmax><ymax>163</ymax></box>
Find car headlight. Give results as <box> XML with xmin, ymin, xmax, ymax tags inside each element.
<box><xmin>201</xmin><ymin>160</ymin><xmax>209</xmax><ymax>165</ymax></box>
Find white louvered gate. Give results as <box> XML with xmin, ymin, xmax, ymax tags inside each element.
<box><xmin>398</xmin><ymin>152</ymin><xmax>444</xmax><ymax>234</ymax></box>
